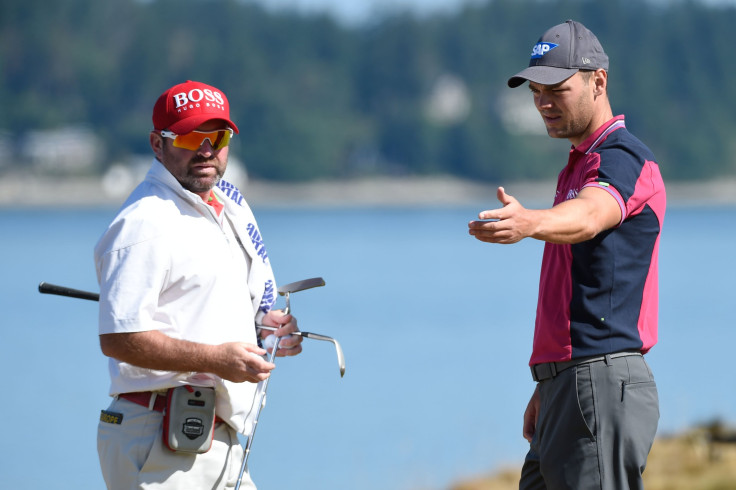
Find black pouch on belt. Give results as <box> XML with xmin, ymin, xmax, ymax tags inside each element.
<box><xmin>162</xmin><ymin>386</ymin><xmax>217</xmax><ymax>453</ymax></box>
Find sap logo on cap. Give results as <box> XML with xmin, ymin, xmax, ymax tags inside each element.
<box><xmin>530</xmin><ymin>42</ymin><xmax>558</xmax><ymax>59</ymax></box>
<box><xmin>172</xmin><ymin>88</ymin><xmax>225</xmax><ymax>109</ymax></box>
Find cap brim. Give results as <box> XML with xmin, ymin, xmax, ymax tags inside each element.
<box><xmin>168</xmin><ymin>115</ymin><xmax>240</xmax><ymax>134</ymax></box>
<box><xmin>507</xmin><ymin>66</ymin><xmax>579</xmax><ymax>88</ymax></box>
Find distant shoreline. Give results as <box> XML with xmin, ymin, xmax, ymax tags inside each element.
<box><xmin>2</xmin><ymin>174</ymin><xmax>735</xmax><ymax>208</ymax></box>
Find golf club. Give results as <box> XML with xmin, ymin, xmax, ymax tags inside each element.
<box><xmin>235</xmin><ymin>277</ymin><xmax>329</xmax><ymax>490</ymax></box>
<box><xmin>38</xmin><ymin>281</ymin><xmax>100</xmax><ymax>301</ymax></box>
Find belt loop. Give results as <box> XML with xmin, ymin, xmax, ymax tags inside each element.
<box><xmin>148</xmin><ymin>392</ymin><xmax>158</xmax><ymax>411</ymax></box>
<box><xmin>604</xmin><ymin>354</ymin><xmax>612</xmax><ymax>366</ymax></box>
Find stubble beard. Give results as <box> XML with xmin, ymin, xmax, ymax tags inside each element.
<box><xmin>181</xmin><ymin>155</ymin><xmax>226</xmax><ymax>194</ymax></box>
<box><xmin>542</xmin><ymin>86</ymin><xmax>595</xmax><ymax>141</ymax></box>
<box><xmin>545</xmin><ymin>114</ymin><xmax>590</xmax><ymax>140</ymax></box>
<box><xmin>162</xmin><ymin>144</ymin><xmax>227</xmax><ymax>195</ymax></box>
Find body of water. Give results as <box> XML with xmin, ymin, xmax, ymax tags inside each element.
<box><xmin>0</xmin><ymin>202</ymin><xmax>733</xmax><ymax>489</ymax></box>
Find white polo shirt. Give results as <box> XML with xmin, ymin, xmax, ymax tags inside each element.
<box><xmin>94</xmin><ymin>159</ymin><xmax>276</xmax><ymax>434</ymax></box>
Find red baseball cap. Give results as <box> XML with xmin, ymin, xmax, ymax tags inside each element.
<box><xmin>152</xmin><ymin>80</ymin><xmax>240</xmax><ymax>134</ymax></box>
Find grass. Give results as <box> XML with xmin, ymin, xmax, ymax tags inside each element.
<box><xmin>450</xmin><ymin>426</ymin><xmax>736</xmax><ymax>490</ymax></box>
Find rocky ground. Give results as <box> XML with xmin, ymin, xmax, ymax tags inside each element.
<box><xmin>451</xmin><ymin>424</ymin><xmax>736</xmax><ymax>490</ymax></box>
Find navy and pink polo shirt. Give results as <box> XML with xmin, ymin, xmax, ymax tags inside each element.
<box><xmin>530</xmin><ymin>115</ymin><xmax>666</xmax><ymax>366</ymax></box>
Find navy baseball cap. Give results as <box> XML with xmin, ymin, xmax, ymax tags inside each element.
<box><xmin>507</xmin><ymin>20</ymin><xmax>609</xmax><ymax>88</ymax></box>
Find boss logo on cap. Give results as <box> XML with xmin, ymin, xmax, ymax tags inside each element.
<box><xmin>530</xmin><ymin>42</ymin><xmax>558</xmax><ymax>59</ymax></box>
<box><xmin>172</xmin><ymin>89</ymin><xmax>225</xmax><ymax>109</ymax></box>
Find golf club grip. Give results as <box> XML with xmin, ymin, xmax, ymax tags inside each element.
<box><xmin>38</xmin><ymin>282</ymin><xmax>100</xmax><ymax>302</ymax></box>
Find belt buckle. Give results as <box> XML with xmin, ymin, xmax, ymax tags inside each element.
<box><xmin>531</xmin><ymin>362</ymin><xmax>558</xmax><ymax>382</ymax></box>
<box><xmin>549</xmin><ymin>362</ymin><xmax>558</xmax><ymax>378</ymax></box>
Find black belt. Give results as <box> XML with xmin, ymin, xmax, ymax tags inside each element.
<box><xmin>530</xmin><ymin>351</ymin><xmax>642</xmax><ymax>382</ymax></box>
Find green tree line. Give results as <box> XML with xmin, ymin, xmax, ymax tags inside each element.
<box><xmin>2</xmin><ymin>0</ymin><xmax>736</xmax><ymax>182</ymax></box>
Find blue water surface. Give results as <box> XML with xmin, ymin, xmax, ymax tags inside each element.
<box><xmin>0</xmin><ymin>203</ymin><xmax>733</xmax><ymax>490</ymax></box>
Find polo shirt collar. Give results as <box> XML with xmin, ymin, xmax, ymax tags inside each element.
<box><xmin>572</xmin><ymin>115</ymin><xmax>626</xmax><ymax>155</ymax></box>
<box><xmin>147</xmin><ymin>158</ymin><xmax>221</xmax><ymax>216</ymax></box>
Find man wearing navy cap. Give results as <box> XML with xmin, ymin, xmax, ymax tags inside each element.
<box><xmin>469</xmin><ymin>21</ymin><xmax>665</xmax><ymax>489</ymax></box>
<box><xmin>95</xmin><ymin>81</ymin><xmax>303</xmax><ymax>489</ymax></box>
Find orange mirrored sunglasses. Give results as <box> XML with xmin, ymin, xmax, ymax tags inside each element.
<box><xmin>159</xmin><ymin>128</ymin><xmax>233</xmax><ymax>151</ymax></box>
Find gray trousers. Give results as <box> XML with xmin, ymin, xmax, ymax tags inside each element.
<box><xmin>520</xmin><ymin>354</ymin><xmax>659</xmax><ymax>490</ymax></box>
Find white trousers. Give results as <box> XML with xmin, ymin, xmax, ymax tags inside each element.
<box><xmin>98</xmin><ymin>397</ymin><xmax>256</xmax><ymax>490</ymax></box>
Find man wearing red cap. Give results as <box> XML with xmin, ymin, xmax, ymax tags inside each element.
<box><xmin>469</xmin><ymin>21</ymin><xmax>665</xmax><ymax>489</ymax></box>
<box><xmin>94</xmin><ymin>81</ymin><xmax>301</xmax><ymax>489</ymax></box>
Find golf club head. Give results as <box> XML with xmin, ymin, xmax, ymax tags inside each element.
<box><xmin>278</xmin><ymin>277</ymin><xmax>325</xmax><ymax>315</ymax></box>
<box><xmin>301</xmin><ymin>331</ymin><xmax>346</xmax><ymax>377</ymax></box>
<box><xmin>258</xmin><ymin>326</ymin><xmax>346</xmax><ymax>377</ymax></box>
<box><xmin>332</xmin><ymin>339</ymin><xmax>346</xmax><ymax>378</ymax></box>
<box><xmin>278</xmin><ymin>277</ymin><xmax>325</xmax><ymax>295</ymax></box>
